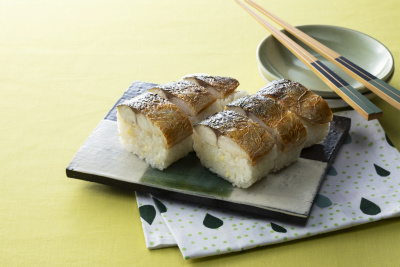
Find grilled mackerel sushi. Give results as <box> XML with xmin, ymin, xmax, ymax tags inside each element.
<box><xmin>116</xmin><ymin>93</ymin><xmax>193</xmax><ymax>170</ymax></box>
<box><xmin>149</xmin><ymin>79</ymin><xmax>247</xmax><ymax>125</ymax></box>
<box><xmin>193</xmin><ymin>110</ymin><xmax>277</xmax><ymax>188</ymax></box>
<box><xmin>257</xmin><ymin>79</ymin><xmax>332</xmax><ymax>147</ymax></box>
<box><xmin>182</xmin><ymin>73</ymin><xmax>246</xmax><ymax>101</ymax></box>
<box><xmin>148</xmin><ymin>80</ymin><xmax>217</xmax><ymax>125</ymax></box>
<box><xmin>226</xmin><ymin>94</ymin><xmax>307</xmax><ymax>172</ymax></box>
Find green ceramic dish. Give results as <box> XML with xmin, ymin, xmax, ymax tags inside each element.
<box><xmin>257</xmin><ymin>25</ymin><xmax>394</xmax><ymax>98</ymax></box>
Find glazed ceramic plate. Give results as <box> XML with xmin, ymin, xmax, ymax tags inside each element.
<box><xmin>257</xmin><ymin>25</ymin><xmax>394</xmax><ymax>98</ymax></box>
<box><xmin>66</xmin><ymin>81</ymin><xmax>350</xmax><ymax>223</ymax></box>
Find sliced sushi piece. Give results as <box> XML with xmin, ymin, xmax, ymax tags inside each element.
<box><xmin>182</xmin><ymin>73</ymin><xmax>240</xmax><ymax>98</ymax></box>
<box><xmin>116</xmin><ymin>93</ymin><xmax>193</xmax><ymax>170</ymax></box>
<box><xmin>182</xmin><ymin>73</ymin><xmax>248</xmax><ymax>110</ymax></box>
<box><xmin>226</xmin><ymin>94</ymin><xmax>307</xmax><ymax>172</ymax></box>
<box><xmin>193</xmin><ymin>110</ymin><xmax>277</xmax><ymax>188</ymax></box>
<box><xmin>257</xmin><ymin>79</ymin><xmax>333</xmax><ymax>147</ymax></box>
<box><xmin>148</xmin><ymin>80</ymin><xmax>217</xmax><ymax>125</ymax></box>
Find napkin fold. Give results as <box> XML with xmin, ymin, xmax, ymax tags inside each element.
<box><xmin>135</xmin><ymin>110</ymin><xmax>400</xmax><ymax>259</ymax></box>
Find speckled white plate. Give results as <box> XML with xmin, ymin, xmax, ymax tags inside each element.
<box><xmin>66</xmin><ymin>81</ymin><xmax>351</xmax><ymax>223</ymax></box>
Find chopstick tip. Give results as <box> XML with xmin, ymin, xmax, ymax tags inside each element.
<box><xmin>367</xmin><ymin>111</ymin><xmax>383</xmax><ymax>121</ymax></box>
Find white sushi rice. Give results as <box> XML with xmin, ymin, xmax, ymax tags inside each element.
<box><xmin>217</xmin><ymin>90</ymin><xmax>248</xmax><ymax>109</ymax></box>
<box><xmin>300</xmin><ymin>119</ymin><xmax>330</xmax><ymax>147</ymax></box>
<box><xmin>193</xmin><ymin>130</ymin><xmax>277</xmax><ymax>189</ymax></box>
<box><xmin>272</xmin><ymin>145</ymin><xmax>304</xmax><ymax>172</ymax></box>
<box><xmin>117</xmin><ymin>112</ymin><xmax>193</xmax><ymax>170</ymax></box>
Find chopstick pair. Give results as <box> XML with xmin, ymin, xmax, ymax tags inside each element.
<box><xmin>236</xmin><ymin>0</ymin><xmax>400</xmax><ymax>120</ymax></box>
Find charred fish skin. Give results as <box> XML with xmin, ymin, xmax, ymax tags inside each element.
<box><xmin>196</xmin><ymin>110</ymin><xmax>275</xmax><ymax>166</ymax></box>
<box><xmin>117</xmin><ymin>93</ymin><xmax>192</xmax><ymax>149</ymax></box>
<box><xmin>226</xmin><ymin>94</ymin><xmax>307</xmax><ymax>151</ymax></box>
<box><xmin>182</xmin><ymin>74</ymin><xmax>240</xmax><ymax>98</ymax></box>
<box><xmin>148</xmin><ymin>80</ymin><xmax>216</xmax><ymax>117</ymax></box>
<box><xmin>226</xmin><ymin>94</ymin><xmax>307</xmax><ymax>171</ymax></box>
<box><xmin>258</xmin><ymin>79</ymin><xmax>332</xmax><ymax>148</ymax></box>
<box><xmin>257</xmin><ymin>79</ymin><xmax>333</xmax><ymax>125</ymax></box>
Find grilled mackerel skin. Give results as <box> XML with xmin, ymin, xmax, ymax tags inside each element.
<box><xmin>257</xmin><ymin>79</ymin><xmax>333</xmax><ymax>125</ymax></box>
<box><xmin>117</xmin><ymin>93</ymin><xmax>192</xmax><ymax>148</ymax></box>
<box><xmin>183</xmin><ymin>74</ymin><xmax>239</xmax><ymax>98</ymax></box>
<box><xmin>148</xmin><ymin>80</ymin><xmax>216</xmax><ymax>116</ymax></box>
<box><xmin>227</xmin><ymin>94</ymin><xmax>306</xmax><ymax>151</ymax></box>
<box><xmin>196</xmin><ymin>110</ymin><xmax>275</xmax><ymax>166</ymax></box>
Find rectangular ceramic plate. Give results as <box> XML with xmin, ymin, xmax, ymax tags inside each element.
<box><xmin>66</xmin><ymin>81</ymin><xmax>351</xmax><ymax>224</ymax></box>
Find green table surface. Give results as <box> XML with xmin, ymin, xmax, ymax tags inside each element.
<box><xmin>1</xmin><ymin>0</ymin><xmax>399</xmax><ymax>266</ymax></box>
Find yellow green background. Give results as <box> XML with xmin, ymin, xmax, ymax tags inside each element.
<box><xmin>1</xmin><ymin>0</ymin><xmax>399</xmax><ymax>265</ymax></box>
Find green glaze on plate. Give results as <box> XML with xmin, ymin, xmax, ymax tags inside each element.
<box><xmin>256</xmin><ymin>25</ymin><xmax>394</xmax><ymax>98</ymax></box>
<box><xmin>141</xmin><ymin>153</ymin><xmax>233</xmax><ymax>198</ymax></box>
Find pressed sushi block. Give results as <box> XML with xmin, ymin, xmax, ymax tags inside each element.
<box><xmin>193</xmin><ymin>110</ymin><xmax>277</xmax><ymax>189</ymax></box>
<box><xmin>116</xmin><ymin>93</ymin><xmax>193</xmax><ymax>170</ymax></box>
<box><xmin>182</xmin><ymin>73</ymin><xmax>240</xmax><ymax>98</ymax></box>
<box><xmin>226</xmin><ymin>94</ymin><xmax>307</xmax><ymax>172</ymax></box>
<box><xmin>148</xmin><ymin>80</ymin><xmax>216</xmax><ymax>125</ymax></box>
<box><xmin>149</xmin><ymin>78</ymin><xmax>247</xmax><ymax>125</ymax></box>
<box><xmin>258</xmin><ymin>79</ymin><xmax>333</xmax><ymax>147</ymax></box>
<box><xmin>181</xmin><ymin>73</ymin><xmax>247</xmax><ymax>106</ymax></box>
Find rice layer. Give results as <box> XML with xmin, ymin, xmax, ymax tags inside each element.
<box><xmin>300</xmin><ymin>119</ymin><xmax>330</xmax><ymax>147</ymax></box>
<box><xmin>117</xmin><ymin>112</ymin><xmax>193</xmax><ymax>170</ymax></box>
<box><xmin>193</xmin><ymin>130</ymin><xmax>277</xmax><ymax>188</ymax></box>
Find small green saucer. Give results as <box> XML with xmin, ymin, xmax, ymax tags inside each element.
<box><xmin>257</xmin><ymin>25</ymin><xmax>394</xmax><ymax>99</ymax></box>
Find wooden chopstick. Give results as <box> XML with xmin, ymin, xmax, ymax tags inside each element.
<box><xmin>235</xmin><ymin>0</ymin><xmax>383</xmax><ymax>120</ymax></box>
<box><xmin>235</xmin><ymin>0</ymin><xmax>382</xmax><ymax>120</ymax></box>
<box><xmin>245</xmin><ymin>0</ymin><xmax>400</xmax><ymax>112</ymax></box>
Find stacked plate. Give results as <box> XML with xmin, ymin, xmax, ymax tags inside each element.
<box><xmin>256</xmin><ymin>25</ymin><xmax>394</xmax><ymax>108</ymax></box>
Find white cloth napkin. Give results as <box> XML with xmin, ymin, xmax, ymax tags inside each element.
<box><xmin>135</xmin><ymin>110</ymin><xmax>400</xmax><ymax>259</ymax></box>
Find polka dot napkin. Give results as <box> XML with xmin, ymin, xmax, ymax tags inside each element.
<box><xmin>135</xmin><ymin>110</ymin><xmax>400</xmax><ymax>260</ymax></box>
